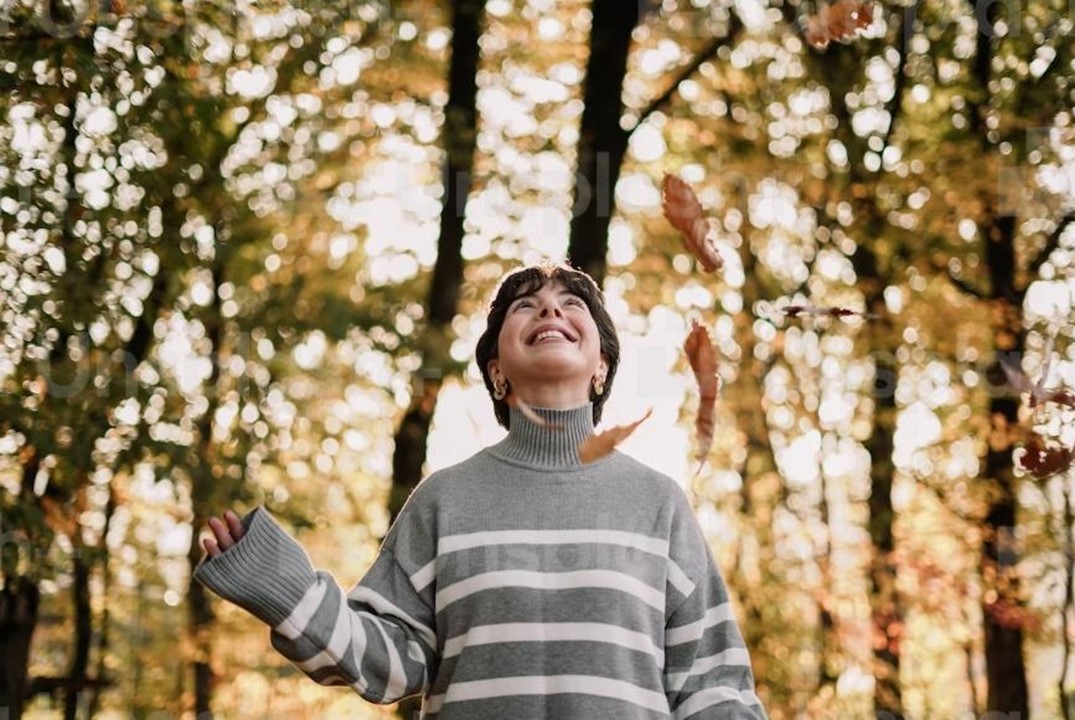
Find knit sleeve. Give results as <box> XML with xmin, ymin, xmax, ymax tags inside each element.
<box><xmin>663</xmin><ymin>493</ymin><xmax>767</xmax><ymax>719</ymax></box>
<box><xmin>193</xmin><ymin>506</ymin><xmax>438</xmax><ymax>703</ymax></box>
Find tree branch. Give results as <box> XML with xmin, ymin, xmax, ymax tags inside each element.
<box><xmin>632</xmin><ymin>14</ymin><xmax>744</xmax><ymax>131</ymax></box>
<box><xmin>1027</xmin><ymin>209</ymin><xmax>1075</xmax><ymax>278</ymax></box>
<box><xmin>947</xmin><ymin>269</ymin><xmax>988</xmax><ymax>300</ymax></box>
<box><xmin>0</xmin><ymin>31</ymin><xmax>62</xmax><ymax>43</ymax></box>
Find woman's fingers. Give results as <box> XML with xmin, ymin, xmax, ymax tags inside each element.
<box><xmin>224</xmin><ymin>510</ymin><xmax>245</xmax><ymax>542</ymax></box>
<box><xmin>203</xmin><ymin>510</ymin><xmax>246</xmax><ymax>559</ymax></box>
<box><xmin>203</xmin><ymin>536</ymin><xmax>220</xmax><ymax>558</ymax></box>
<box><xmin>208</xmin><ymin>516</ymin><xmax>235</xmax><ymax>552</ymax></box>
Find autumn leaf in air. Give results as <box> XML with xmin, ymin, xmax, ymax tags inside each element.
<box><xmin>661</xmin><ymin>174</ymin><xmax>723</xmax><ymax>273</ymax></box>
<box><xmin>804</xmin><ymin>0</ymin><xmax>875</xmax><ymax>49</ymax></box>
<box><xmin>998</xmin><ymin>338</ymin><xmax>1075</xmax><ymax>410</ymax></box>
<box><xmin>1016</xmin><ymin>434</ymin><xmax>1075</xmax><ymax>479</ymax></box>
<box><xmin>578</xmin><ymin>408</ymin><xmax>654</xmax><ymax>464</ymax></box>
<box><xmin>782</xmin><ymin>304</ymin><xmax>877</xmax><ymax>320</ymax></box>
<box><xmin>684</xmin><ymin>319</ymin><xmax>721</xmax><ymax>472</ymax></box>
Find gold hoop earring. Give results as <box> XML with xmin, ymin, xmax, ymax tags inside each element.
<box><xmin>493</xmin><ymin>380</ymin><xmax>507</xmax><ymax>400</ymax></box>
<box><xmin>593</xmin><ymin>376</ymin><xmax>605</xmax><ymax>396</ymax></box>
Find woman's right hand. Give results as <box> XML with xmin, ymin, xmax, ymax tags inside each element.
<box><xmin>203</xmin><ymin>510</ymin><xmax>246</xmax><ymax>558</ymax></box>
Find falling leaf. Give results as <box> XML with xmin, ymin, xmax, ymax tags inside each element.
<box><xmin>804</xmin><ymin>0</ymin><xmax>875</xmax><ymax>49</ymax></box>
<box><xmin>684</xmin><ymin>319</ymin><xmax>721</xmax><ymax>472</ymax></box>
<box><xmin>782</xmin><ymin>304</ymin><xmax>876</xmax><ymax>320</ymax></box>
<box><xmin>506</xmin><ymin>394</ymin><xmax>562</xmax><ymax>430</ymax></box>
<box><xmin>578</xmin><ymin>408</ymin><xmax>653</xmax><ymax>464</ymax></box>
<box><xmin>661</xmin><ymin>174</ymin><xmax>723</xmax><ymax>273</ymax></box>
<box><xmin>1016</xmin><ymin>434</ymin><xmax>1075</xmax><ymax>479</ymax></box>
<box><xmin>1046</xmin><ymin>389</ymin><xmax>1075</xmax><ymax>410</ymax></box>
<box><xmin>999</xmin><ymin>341</ymin><xmax>1074</xmax><ymax>409</ymax></box>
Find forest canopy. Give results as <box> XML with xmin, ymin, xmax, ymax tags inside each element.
<box><xmin>1</xmin><ymin>0</ymin><xmax>1073</xmax><ymax>718</ymax></box>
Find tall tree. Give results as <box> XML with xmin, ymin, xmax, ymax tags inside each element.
<box><xmin>567</xmin><ymin>0</ymin><xmax>643</xmax><ymax>285</ymax></box>
<box><xmin>940</xmin><ymin>0</ymin><xmax>1074</xmax><ymax>708</ymax></box>
<box><xmin>387</xmin><ymin>1</ymin><xmax>485</xmax><ymax>715</ymax></box>
<box><xmin>389</xmin><ymin>0</ymin><xmax>485</xmax><ymax>530</ymax></box>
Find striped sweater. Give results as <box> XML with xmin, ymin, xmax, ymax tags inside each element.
<box><xmin>194</xmin><ymin>403</ymin><xmax>767</xmax><ymax>719</ymax></box>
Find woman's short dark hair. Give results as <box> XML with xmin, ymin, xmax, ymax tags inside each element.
<box><xmin>475</xmin><ymin>261</ymin><xmax>620</xmax><ymax>429</ymax></box>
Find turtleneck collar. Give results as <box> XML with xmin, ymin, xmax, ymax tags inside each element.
<box><xmin>488</xmin><ymin>403</ymin><xmax>596</xmax><ymax>470</ymax></box>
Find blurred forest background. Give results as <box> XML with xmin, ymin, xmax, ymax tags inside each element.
<box><xmin>1</xmin><ymin>0</ymin><xmax>1074</xmax><ymax>718</ymax></box>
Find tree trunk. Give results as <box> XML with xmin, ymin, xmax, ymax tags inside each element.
<box><xmin>980</xmin><ymin>212</ymin><xmax>1029</xmax><ymax>716</ymax></box>
<box><xmin>389</xmin><ymin>0</ymin><xmax>483</xmax><ymax>524</ymax></box>
<box><xmin>0</xmin><ymin>580</ymin><xmax>40</xmax><ymax>719</ymax></box>
<box><xmin>566</xmin><ymin>0</ymin><xmax>642</xmax><ymax>286</ymax></box>
<box><xmin>727</xmin><ymin>236</ymin><xmax>785</xmax><ymax>705</ymax></box>
<box><xmin>62</xmin><ymin>548</ymin><xmax>92</xmax><ymax>719</ymax></box>
<box><xmin>864</xmin><ymin>297</ymin><xmax>903</xmax><ymax>719</ymax></box>
<box><xmin>186</xmin><ymin>259</ymin><xmax>226</xmax><ymax>719</ymax></box>
<box><xmin>87</xmin><ymin>488</ymin><xmax>117</xmax><ymax>718</ymax></box>
<box><xmin>390</xmin><ymin>1</ymin><xmax>485</xmax><ymax>717</ymax></box>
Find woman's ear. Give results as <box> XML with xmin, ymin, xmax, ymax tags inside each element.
<box><xmin>487</xmin><ymin>359</ymin><xmax>501</xmax><ymax>384</ymax></box>
<box><xmin>598</xmin><ymin>355</ymin><xmax>609</xmax><ymax>378</ymax></box>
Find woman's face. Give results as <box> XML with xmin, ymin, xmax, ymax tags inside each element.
<box><xmin>487</xmin><ymin>280</ymin><xmax>607</xmax><ymax>405</ymax></box>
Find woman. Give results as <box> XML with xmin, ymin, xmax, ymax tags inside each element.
<box><xmin>197</xmin><ymin>261</ymin><xmax>767</xmax><ymax>719</ymax></box>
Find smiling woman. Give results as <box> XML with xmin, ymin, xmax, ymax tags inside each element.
<box><xmin>475</xmin><ymin>262</ymin><xmax>620</xmax><ymax>428</ymax></box>
<box><xmin>194</xmin><ymin>261</ymin><xmax>768</xmax><ymax>720</ymax></box>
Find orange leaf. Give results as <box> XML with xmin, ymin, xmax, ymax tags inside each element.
<box><xmin>578</xmin><ymin>408</ymin><xmax>653</xmax><ymax>464</ymax></box>
<box><xmin>661</xmin><ymin>174</ymin><xmax>723</xmax><ymax>273</ymax></box>
<box><xmin>684</xmin><ymin>319</ymin><xmax>721</xmax><ymax>471</ymax></box>
<box><xmin>804</xmin><ymin>0</ymin><xmax>874</xmax><ymax>49</ymax></box>
<box><xmin>506</xmin><ymin>394</ymin><xmax>562</xmax><ymax>430</ymax></box>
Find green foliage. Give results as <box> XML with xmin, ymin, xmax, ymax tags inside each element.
<box><xmin>2</xmin><ymin>0</ymin><xmax>1073</xmax><ymax>717</ymax></box>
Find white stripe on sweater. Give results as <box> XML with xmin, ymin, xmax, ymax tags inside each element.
<box><xmin>275</xmin><ymin>579</ymin><xmax>329</xmax><ymax>640</ymax></box>
<box><xmin>423</xmin><ymin>674</ymin><xmax>671</xmax><ymax>714</ymax></box>
<box><xmin>666</xmin><ymin>602</ymin><xmax>733</xmax><ymax>646</ymax></box>
<box><xmin>411</xmin><ymin>529</ymin><xmax>692</xmax><ymax>597</ymax></box>
<box><xmin>673</xmin><ymin>687</ymin><xmax>761</xmax><ymax>719</ymax></box>
<box><xmin>276</xmin><ymin>584</ymin><xmax>369</xmax><ymax>692</ymax></box>
<box><xmin>370</xmin><ymin>615</ymin><xmax>407</xmax><ymax>701</ymax></box>
<box><xmin>666</xmin><ymin>561</ymin><xmax>695</xmax><ymax>597</ymax></box>
<box><xmin>439</xmin><ymin>528</ymin><xmax>669</xmax><ymax>556</ymax></box>
<box><xmin>348</xmin><ymin>585</ymin><xmax>438</xmax><ymax>651</ymax></box>
<box><xmin>436</xmin><ymin>569</ymin><xmax>665</xmax><ymax>613</ymax></box>
<box><xmin>664</xmin><ymin>647</ymin><xmax>752</xmax><ymax>692</ymax></box>
<box><xmin>441</xmin><ymin>621</ymin><xmax>664</xmax><ymax>665</ymax></box>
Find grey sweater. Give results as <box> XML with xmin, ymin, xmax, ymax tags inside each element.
<box><xmin>194</xmin><ymin>403</ymin><xmax>766</xmax><ymax>719</ymax></box>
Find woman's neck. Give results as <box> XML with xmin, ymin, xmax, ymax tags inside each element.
<box><xmin>490</xmin><ymin>402</ymin><xmax>596</xmax><ymax>469</ymax></box>
<box><xmin>509</xmin><ymin>384</ymin><xmax>591</xmax><ymax>411</ymax></box>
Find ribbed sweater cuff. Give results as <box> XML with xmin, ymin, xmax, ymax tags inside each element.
<box><xmin>192</xmin><ymin>507</ymin><xmax>318</xmax><ymax>628</ymax></box>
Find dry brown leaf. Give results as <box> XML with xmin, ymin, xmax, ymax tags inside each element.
<box><xmin>804</xmin><ymin>0</ymin><xmax>874</xmax><ymax>49</ymax></box>
<box><xmin>1046</xmin><ymin>389</ymin><xmax>1075</xmax><ymax>410</ymax></box>
<box><xmin>661</xmin><ymin>174</ymin><xmax>723</xmax><ymax>273</ymax></box>
<box><xmin>684</xmin><ymin>319</ymin><xmax>721</xmax><ymax>472</ymax></box>
<box><xmin>1017</xmin><ymin>434</ymin><xmax>1075</xmax><ymax>479</ymax></box>
<box><xmin>507</xmin><ymin>394</ymin><xmax>562</xmax><ymax>430</ymax></box>
<box><xmin>783</xmin><ymin>304</ymin><xmax>877</xmax><ymax>320</ymax></box>
<box><xmin>578</xmin><ymin>408</ymin><xmax>654</xmax><ymax>464</ymax></box>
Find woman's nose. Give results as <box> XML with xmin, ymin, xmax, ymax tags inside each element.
<box><xmin>539</xmin><ymin>301</ymin><xmax>563</xmax><ymax>317</ymax></box>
